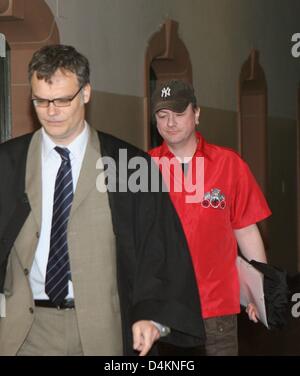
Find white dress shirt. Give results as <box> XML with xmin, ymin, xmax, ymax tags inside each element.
<box><xmin>30</xmin><ymin>123</ymin><xmax>89</xmax><ymax>300</ymax></box>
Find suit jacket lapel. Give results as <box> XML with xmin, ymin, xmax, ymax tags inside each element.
<box><xmin>70</xmin><ymin>127</ymin><xmax>103</xmax><ymax>219</ymax></box>
<box><xmin>25</xmin><ymin>130</ymin><xmax>42</xmax><ymax>229</ymax></box>
<box><xmin>15</xmin><ymin>127</ymin><xmax>103</xmax><ymax>268</ymax></box>
<box><xmin>13</xmin><ymin>131</ymin><xmax>41</xmax><ymax>269</ymax></box>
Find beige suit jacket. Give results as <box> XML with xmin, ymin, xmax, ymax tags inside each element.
<box><xmin>0</xmin><ymin>127</ymin><xmax>123</xmax><ymax>355</ymax></box>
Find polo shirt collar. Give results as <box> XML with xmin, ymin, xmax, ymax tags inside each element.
<box><xmin>159</xmin><ymin>131</ymin><xmax>208</xmax><ymax>159</ymax></box>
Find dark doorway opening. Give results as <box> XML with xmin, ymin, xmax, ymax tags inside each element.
<box><xmin>149</xmin><ymin>67</ymin><xmax>163</xmax><ymax>148</ymax></box>
<box><xmin>0</xmin><ymin>33</ymin><xmax>11</xmax><ymax>142</ymax></box>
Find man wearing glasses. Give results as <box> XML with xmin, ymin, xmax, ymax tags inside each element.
<box><xmin>0</xmin><ymin>45</ymin><xmax>204</xmax><ymax>355</ymax></box>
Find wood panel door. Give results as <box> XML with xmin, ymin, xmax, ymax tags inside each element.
<box><xmin>238</xmin><ymin>49</ymin><xmax>268</xmax><ymax>245</ymax></box>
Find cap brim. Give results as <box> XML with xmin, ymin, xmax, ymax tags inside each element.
<box><xmin>153</xmin><ymin>100</ymin><xmax>189</xmax><ymax>115</ymax></box>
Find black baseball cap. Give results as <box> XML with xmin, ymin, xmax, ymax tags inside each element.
<box><xmin>151</xmin><ymin>79</ymin><xmax>197</xmax><ymax>115</ymax></box>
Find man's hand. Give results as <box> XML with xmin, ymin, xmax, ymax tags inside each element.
<box><xmin>132</xmin><ymin>320</ymin><xmax>160</xmax><ymax>356</ymax></box>
<box><xmin>246</xmin><ymin>303</ymin><xmax>259</xmax><ymax>323</ymax></box>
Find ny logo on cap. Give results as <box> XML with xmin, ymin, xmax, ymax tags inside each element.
<box><xmin>161</xmin><ymin>86</ymin><xmax>171</xmax><ymax>98</ymax></box>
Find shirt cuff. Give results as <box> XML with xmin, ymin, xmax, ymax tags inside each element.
<box><xmin>151</xmin><ymin>320</ymin><xmax>171</xmax><ymax>337</ymax></box>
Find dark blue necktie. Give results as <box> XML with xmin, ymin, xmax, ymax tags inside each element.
<box><xmin>45</xmin><ymin>147</ymin><xmax>73</xmax><ymax>305</ymax></box>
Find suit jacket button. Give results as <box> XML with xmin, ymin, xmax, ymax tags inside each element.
<box><xmin>23</xmin><ymin>194</ymin><xmax>29</xmax><ymax>203</ymax></box>
<box><xmin>24</xmin><ymin>268</ymin><xmax>29</xmax><ymax>275</ymax></box>
<box><xmin>29</xmin><ymin>307</ymin><xmax>34</xmax><ymax>314</ymax></box>
<box><xmin>36</xmin><ymin>232</ymin><xmax>40</xmax><ymax>239</ymax></box>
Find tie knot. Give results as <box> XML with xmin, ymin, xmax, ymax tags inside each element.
<box><xmin>54</xmin><ymin>146</ymin><xmax>71</xmax><ymax>162</ymax></box>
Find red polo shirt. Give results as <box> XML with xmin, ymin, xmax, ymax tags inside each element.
<box><xmin>149</xmin><ymin>132</ymin><xmax>271</xmax><ymax>318</ymax></box>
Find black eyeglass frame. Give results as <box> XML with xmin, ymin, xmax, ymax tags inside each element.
<box><xmin>31</xmin><ymin>86</ymin><xmax>83</xmax><ymax>108</ymax></box>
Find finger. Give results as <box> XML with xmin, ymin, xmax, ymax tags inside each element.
<box><xmin>247</xmin><ymin>307</ymin><xmax>253</xmax><ymax>318</ymax></box>
<box><xmin>139</xmin><ymin>337</ymin><xmax>152</xmax><ymax>356</ymax></box>
<box><xmin>132</xmin><ymin>326</ymin><xmax>143</xmax><ymax>351</ymax></box>
<box><xmin>252</xmin><ymin>313</ymin><xmax>258</xmax><ymax>323</ymax></box>
<box><xmin>249</xmin><ymin>309</ymin><xmax>258</xmax><ymax>323</ymax></box>
<box><xmin>138</xmin><ymin>328</ymin><xmax>152</xmax><ymax>356</ymax></box>
<box><xmin>139</xmin><ymin>344</ymin><xmax>149</xmax><ymax>356</ymax></box>
<box><xmin>139</xmin><ymin>326</ymin><xmax>160</xmax><ymax>356</ymax></box>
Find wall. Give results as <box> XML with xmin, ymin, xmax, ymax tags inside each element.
<box><xmin>45</xmin><ymin>0</ymin><xmax>300</xmax><ymax>118</ymax></box>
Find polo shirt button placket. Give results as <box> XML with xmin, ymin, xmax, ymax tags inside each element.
<box><xmin>218</xmin><ymin>325</ymin><xmax>224</xmax><ymax>333</ymax></box>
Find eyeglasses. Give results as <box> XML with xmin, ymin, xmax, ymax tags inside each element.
<box><xmin>31</xmin><ymin>86</ymin><xmax>83</xmax><ymax>108</ymax></box>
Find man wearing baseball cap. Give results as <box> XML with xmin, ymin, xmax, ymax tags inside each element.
<box><xmin>149</xmin><ymin>79</ymin><xmax>271</xmax><ymax>355</ymax></box>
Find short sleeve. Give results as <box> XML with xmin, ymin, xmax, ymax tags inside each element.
<box><xmin>230</xmin><ymin>158</ymin><xmax>271</xmax><ymax>229</ymax></box>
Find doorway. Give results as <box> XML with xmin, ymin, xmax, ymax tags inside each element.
<box><xmin>0</xmin><ymin>33</ymin><xmax>11</xmax><ymax>142</ymax></box>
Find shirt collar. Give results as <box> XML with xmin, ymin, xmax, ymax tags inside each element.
<box><xmin>42</xmin><ymin>121</ymin><xmax>89</xmax><ymax>162</ymax></box>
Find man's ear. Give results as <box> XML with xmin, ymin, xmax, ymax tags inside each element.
<box><xmin>83</xmin><ymin>84</ymin><xmax>92</xmax><ymax>104</ymax></box>
<box><xmin>195</xmin><ymin>107</ymin><xmax>200</xmax><ymax>125</ymax></box>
